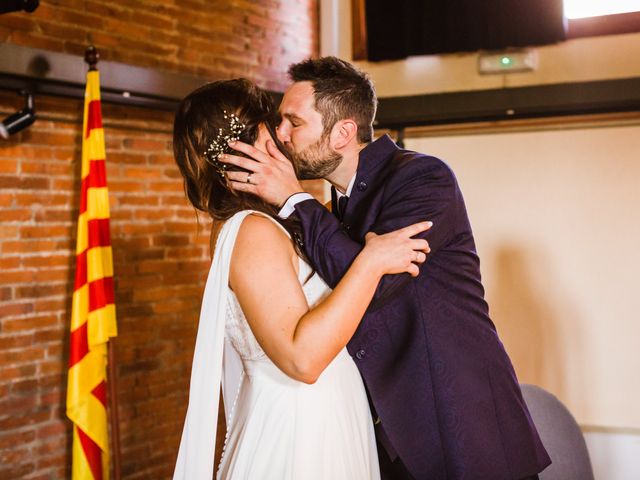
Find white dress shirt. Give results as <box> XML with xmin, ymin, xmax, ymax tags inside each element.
<box><xmin>278</xmin><ymin>174</ymin><xmax>357</xmax><ymax>219</ymax></box>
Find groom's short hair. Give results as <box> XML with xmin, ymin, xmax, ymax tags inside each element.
<box><xmin>288</xmin><ymin>57</ymin><xmax>377</xmax><ymax>144</ymax></box>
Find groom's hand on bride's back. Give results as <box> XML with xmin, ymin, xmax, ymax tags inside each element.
<box><xmin>222</xmin><ymin>140</ymin><xmax>304</xmax><ymax>207</ymax></box>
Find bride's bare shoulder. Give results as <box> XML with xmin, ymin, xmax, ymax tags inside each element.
<box><xmin>233</xmin><ymin>213</ymin><xmax>294</xmax><ymax>260</ymax></box>
<box><xmin>238</xmin><ymin>213</ymin><xmax>288</xmax><ymax>240</ymax></box>
<box><xmin>230</xmin><ymin>213</ymin><xmax>298</xmax><ymax>287</ymax></box>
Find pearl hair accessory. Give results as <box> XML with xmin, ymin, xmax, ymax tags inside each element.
<box><xmin>203</xmin><ymin>110</ymin><xmax>245</xmax><ymax>177</ymax></box>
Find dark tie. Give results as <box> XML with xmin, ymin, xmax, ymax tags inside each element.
<box><xmin>337</xmin><ymin>195</ymin><xmax>349</xmax><ymax>221</ymax></box>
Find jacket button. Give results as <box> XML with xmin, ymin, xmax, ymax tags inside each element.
<box><xmin>356</xmin><ymin>181</ymin><xmax>367</xmax><ymax>192</ymax></box>
<box><xmin>355</xmin><ymin>349</ymin><xmax>366</xmax><ymax>360</ymax></box>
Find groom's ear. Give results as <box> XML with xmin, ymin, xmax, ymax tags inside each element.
<box><xmin>331</xmin><ymin>119</ymin><xmax>358</xmax><ymax>150</ymax></box>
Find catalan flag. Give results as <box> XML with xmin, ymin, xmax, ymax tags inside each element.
<box><xmin>66</xmin><ymin>68</ymin><xmax>117</xmax><ymax>480</ymax></box>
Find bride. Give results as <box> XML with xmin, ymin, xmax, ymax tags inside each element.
<box><xmin>171</xmin><ymin>79</ymin><xmax>430</xmax><ymax>479</ymax></box>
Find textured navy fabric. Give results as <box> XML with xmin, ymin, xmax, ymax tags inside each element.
<box><xmin>294</xmin><ymin>135</ymin><xmax>551</xmax><ymax>479</ymax></box>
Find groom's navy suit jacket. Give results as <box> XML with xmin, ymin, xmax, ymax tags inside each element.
<box><xmin>293</xmin><ymin>135</ymin><xmax>551</xmax><ymax>479</ymax></box>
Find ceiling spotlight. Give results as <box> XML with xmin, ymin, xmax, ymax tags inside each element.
<box><xmin>0</xmin><ymin>91</ymin><xmax>36</xmax><ymax>140</ymax></box>
<box><xmin>0</xmin><ymin>1</ymin><xmax>39</xmax><ymax>15</ymax></box>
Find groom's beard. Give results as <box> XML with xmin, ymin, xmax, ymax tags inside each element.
<box><xmin>287</xmin><ymin>134</ymin><xmax>342</xmax><ymax>180</ymax></box>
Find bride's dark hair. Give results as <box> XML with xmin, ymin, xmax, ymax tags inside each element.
<box><xmin>173</xmin><ymin>78</ymin><xmax>307</xmax><ymax>259</ymax></box>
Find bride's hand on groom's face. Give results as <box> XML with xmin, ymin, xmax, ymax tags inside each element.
<box><xmin>222</xmin><ymin>140</ymin><xmax>303</xmax><ymax>207</ymax></box>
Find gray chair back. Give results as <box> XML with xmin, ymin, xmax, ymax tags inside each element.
<box><xmin>520</xmin><ymin>384</ymin><xmax>595</xmax><ymax>480</ymax></box>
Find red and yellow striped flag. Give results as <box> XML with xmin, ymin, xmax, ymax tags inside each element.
<box><xmin>67</xmin><ymin>68</ymin><xmax>117</xmax><ymax>480</ymax></box>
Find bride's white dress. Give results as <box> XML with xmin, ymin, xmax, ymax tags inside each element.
<box><xmin>174</xmin><ymin>210</ymin><xmax>380</xmax><ymax>480</ymax></box>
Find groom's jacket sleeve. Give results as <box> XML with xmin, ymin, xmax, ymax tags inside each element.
<box><xmin>294</xmin><ymin>156</ymin><xmax>461</xmax><ymax>311</ymax></box>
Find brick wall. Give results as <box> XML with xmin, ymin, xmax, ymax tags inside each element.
<box><xmin>0</xmin><ymin>1</ymin><xmax>319</xmax><ymax>478</ymax></box>
<box><xmin>0</xmin><ymin>0</ymin><xmax>318</xmax><ymax>91</ymax></box>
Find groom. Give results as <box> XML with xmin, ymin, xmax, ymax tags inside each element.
<box><xmin>222</xmin><ymin>57</ymin><xmax>551</xmax><ymax>479</ymax></box>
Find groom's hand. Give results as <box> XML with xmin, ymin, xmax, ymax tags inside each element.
<box><xmin>222</xmin><ymin>140</ymin><xmax>304</xmax><ymax>207</ymax></box>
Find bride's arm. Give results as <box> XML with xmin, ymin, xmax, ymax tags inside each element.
<box><xmin>229</xmin><ymin>214</ymin><xmax>430</xmax><ymax>384</ymax></box>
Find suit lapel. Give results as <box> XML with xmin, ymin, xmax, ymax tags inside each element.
<box><xmin>342</xmin><ymin>135</ymin><xmax>399</xmax><ymax>236</ymax></box>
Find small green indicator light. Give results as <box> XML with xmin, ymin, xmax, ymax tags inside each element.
<box><xmin>501</xmin><ymin>56</ymin><xmax>512</xmax><ymax>66</ymax></box>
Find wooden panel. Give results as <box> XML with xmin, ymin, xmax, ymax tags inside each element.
<box><xmin>351</xmin><ymin>0</ymin><xmax>368</xmax><ymax>60</ymax></box>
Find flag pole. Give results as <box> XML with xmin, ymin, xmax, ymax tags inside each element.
<box><xmin>107</xmin><ymin>340</ymin><xmax>122</xmax><ymax>480</ymax></box>
<box><xmin>84</xmin><ymin>45</ymin><xmax>122</xmax><ymax>480</ymax></box>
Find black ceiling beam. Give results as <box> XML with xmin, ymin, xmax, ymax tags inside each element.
<box><xmin>1</xmin><ymin>43</ymin><xmax>638</xmax><ymax>127</ymax></box>
<box><xmin>0</xmin><ymin>43</ymin><xmax>283</xmax><ymax>111</ymax></box>
<box><xmin>0</xmin><ymin>43</ymin><xmax>205</xmax><ymax>111</ymax></box>
<box><xmin>374</xmin><ymin>77</ymin><xmax>640</xmax><ymax>129</ymax></box>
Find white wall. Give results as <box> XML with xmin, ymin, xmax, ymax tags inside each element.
<box><xmin>406</xmin><ymin>124</ymin><xmax>640</xmax><ymax>479</ymax></box>
<box><xmin>359</xmin><ymin>32</ymin><xmax>640</xmax><ymax>97</ymax></box>
<box><xmin>584</xmin><ymin>429</ymin><xmax>640</xmax><ymax>480</ymax></box>
<box><xmin>407</xmin><ymin>125</ymin><xmax>640</xmax><ymax>430</ymax></box>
